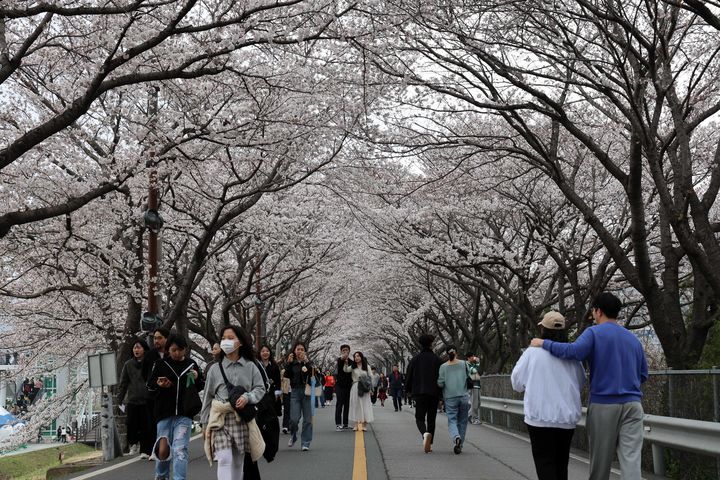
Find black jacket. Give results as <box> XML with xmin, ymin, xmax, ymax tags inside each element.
<box><xmin>283</xmin><ymin>360</ymin><xmax>314</xmax><ymax>389</ymax></box>
<box><xmin>141</xmin><ymin>348</ymin><xmax>165</xmax><ymax>381</ymax></box>
<box><xmin>118</xmin><ymin>358</ymin><xmax>149</xmax><ymax>405</ymax></box>
<box><xmin>335</xmin><ymin>357</ymin><xmax>353</xmax><ymax>388</ymax></box>
<box><xmin>388</xmin><ymin>371</ymin><xmax>405</xmax><ymax>392</ymax></box>
<box><xmin>405</xmin><ymin>349</ymin><xmax>441</xmax><ymax>397</ymax></box>
<box><xmin>146</xmin><ymin>357</ymin><xmax>204</xmax><ymax>421</ymax></box>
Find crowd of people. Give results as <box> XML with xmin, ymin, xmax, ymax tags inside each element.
<box><xmin>113</xmin><ymin>291</ymin><xmax>647</xmax><ymax>480</ymax></box>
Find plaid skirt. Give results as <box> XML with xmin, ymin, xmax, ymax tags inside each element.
<box><xmin>212</xmin><ymin>411</ymin><xmax>249</xmax><ymax>454</ymax></box>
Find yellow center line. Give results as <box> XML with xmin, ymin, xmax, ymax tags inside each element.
<box><xmin>352</xmin><ymin>429</ymin><xmax>367</xmax><ymax>480</ymax></box>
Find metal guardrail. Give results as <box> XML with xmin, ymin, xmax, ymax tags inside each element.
<box><xmin>480</xmin><ymin>396</ymin><xmax>720</xmax><ymax>476</ymax></box>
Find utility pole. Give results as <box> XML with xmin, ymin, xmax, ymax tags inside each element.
<box><xmin>254</xmin><ymin>259</ymin><xmax>262</xmax><ymax>352</ymax></box>
<box><xmin>148</xmin><ymin>156</ymin><xmax>159</xmax><ymax>316</ymax></box>
<box><xmin>141</xmin><ymin>86</ymin><xmax>163</xmax><ymax>335</ymax></box>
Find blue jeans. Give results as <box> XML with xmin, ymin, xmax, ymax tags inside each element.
<box><xmin>444</xmin><ymin>394</ymin><xmax>470</xmax><ymax>444</ymax></box>
<box><xmin>290</xmin><ymin>388</ymin><xmax>313</xmax><ymax>447</ymax></box>
<box><xmin>154</xmin><ymin>416</ymin><xmax>192</xmax><ymax>480</ymax></box>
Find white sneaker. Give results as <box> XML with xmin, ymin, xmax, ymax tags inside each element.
<box><xmin>423</xmin><ymin>432</ymin><xmax>432</xmax><ymax>453</ymax></box>
<box><xmin>140</xmin><ymin>453</ymin><xmax>150</xmax><ymax>460</ymax></box>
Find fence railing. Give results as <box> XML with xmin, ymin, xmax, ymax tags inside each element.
<box><xmin>480</xmin><ymin>394</ymin><xmax>720</xmax><ymax>476</ymax></box>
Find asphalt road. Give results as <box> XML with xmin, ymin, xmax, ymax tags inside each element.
<box><xmin>60</xmin><ymin>399</ymin><xmax>640</xmax><ymax>480</ymax></box>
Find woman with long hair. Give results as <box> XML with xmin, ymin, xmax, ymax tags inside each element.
<box><xmin>283</xmin><ymin>341</ymin><xmax>315</xmax><ymax>451</ymax></box>
<box><xmin>259</xmin><ymin>345</ymin><xmax>282</xmax><ymax>416</ymax></box>
<box><xmin>147</xmin><ymin>333</ymin><xmax>204</xmax><ymax>480</ymax></box>
<box><xmin>437</xmin><ymin>345</ymin><xmax>470</xmax><ymax>454</ymax></box>
<box><xmin>512</xmin><ymin>311</ymin><xmax>585</xmax><ymax>480</ymax></box>
<box><xmin>346</xmin><ymin>351</ymin><xmax>374</xmax><ymax>431</ymax></box>
<box><xmin>118</xmin><ymin>338</ymin><xmax>154</xmax><ymax>458</ymax></box>
<box><xmin>201</xmin><ymin>325</ymin><xmax>266</xmax><ymax>480</ymax></box>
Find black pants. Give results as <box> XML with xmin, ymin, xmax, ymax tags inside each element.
<box><xmin>334</xmin><ymin>385</ymin><xmax>350</xmax><ymax>426</ymax></box>
<box><xmin>126</xmin><ymin>403</ymin><xmax>155</xmax><ymax>455</ymax></box>
<box><xmin>413</xmin><ymin>394</ymin><xmax>439</xmax><ymax>441</ymax></box>
<box><xmin>526</xmin><ymin>424</ymin><xmax>575</xmax><ymax>480</ymax></box>
<box><xmin>282</xmin><ymin>393</ymin><xmax>291</xmax><ymax>430</ymax></box>
<box><xmin>391</xmin><ymin>390</ymin><xmax>403</xmax><ymax>410</ymax></box>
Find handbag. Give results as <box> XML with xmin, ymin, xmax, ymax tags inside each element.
<box><xmin>219</xmin><ymin>361</ymin><xmax>256</xmax><ymax>422</ymax></box>
<box><xmin>357</xmin><ymin>375</ymin><xmax>372</xmax><ymax>396</ymax></box>
<box><xmin>303</xmin><ymin>368</ymin><xmax>322</xmax><ymax>396</ymax></box>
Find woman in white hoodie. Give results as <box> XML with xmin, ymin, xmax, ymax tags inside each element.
<box><xmin>511</xmin><ymin>311</ymin><xmax>585</xmax><ymax>480</ymax></box>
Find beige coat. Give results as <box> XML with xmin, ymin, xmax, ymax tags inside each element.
<box><xmin>204</xmin><ymin>399</ymin><xmax>265</xmax><ymax>465</ymax></box>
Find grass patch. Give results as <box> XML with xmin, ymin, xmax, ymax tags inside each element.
<box><xmin>0</xmin><ymin>444</ymin><xmax>99</xmax><ymax>480</ymax></box>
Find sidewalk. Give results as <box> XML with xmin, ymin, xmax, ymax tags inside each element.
<box><xmin>375</xmin><ymin>402</ymin><xmax>663</xmax><ymax>480</ymax></box>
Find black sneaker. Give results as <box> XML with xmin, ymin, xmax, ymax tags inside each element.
<box><xmin>453</xmin><ymin>437</ymin><xmax>462</xmax><ymax>454</ymax></box>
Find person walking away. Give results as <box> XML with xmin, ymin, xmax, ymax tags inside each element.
<box><xmin>378</xmin><ymin>373</ymin><xmax>388</xmax><ymax>407</ymax></box>
<box><xmin>334</xmin><ymin>344</ymin><xmax>352</xmax><ymax>431</ymax></box>
<box><xmin>466</xmin><ymin>353</ymin><xmax>482</xmax><ymax>424</ymax></box>
<box><xmin>531</xmin><ymin>293</ymin><xmax>648</xmax><ymax>480</ymax></box>
<box><xmin>283</xmin><ymin>341</ymin><xmax>315</xmax><ymax>451</ymax></box>
<box><xmin>60</xmin><ymin>426</ymin><xmax>67</xmax><ymax>443</ymax></box>
<box><xmin>388</xmin><ymin>366</ymin><xmax>404</xmax><ymax>412</ymax></box>
<box><xmin>437</xmin><ymin>346</ymin><xmax>470</xmax><ymax>454</ymax></box>
<box><xmin>323</xmin><ymin>371</ymin><xmax>335</xmax><ymax>406</ymax></box>
<box><xmin>346</xmin><ymin>352</ymin><xmax>374</xmax><ymax>431</ymax></box>
<box><xmin>118</xmin><ymin>338</ymin><xmax>154</xmax><ymax>458</ymax></box>
<box><xmin>513</xmin><ymin>311</ymin><xmax>585</xmax><ymax>480</ymax></box>
<box><xmin>405</xmin><ymin>333</ymin><xmax>442</xmax><ymax>453</ymax></box>
<box><xmin>147</xmin><ymin>333</ymin><xmax>204</xmax><ymax>480</ymax></box>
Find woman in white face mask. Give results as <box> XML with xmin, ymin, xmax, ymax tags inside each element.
<box><xmin>200</xmin><ymin>326</ymin><xmax>266</xmax><ymax>480</ymax></box>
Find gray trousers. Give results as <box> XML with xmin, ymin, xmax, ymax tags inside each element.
<box><xmin>587</xmin><ymin>402</ymin><xmax>643</xmax><ymax>480</ymax></box>
<box><xmin>469</xmin><ymin>388</ymin><xmax>481</xmax><ymax>422</ymax></box>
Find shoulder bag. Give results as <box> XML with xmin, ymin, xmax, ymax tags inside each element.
<box><xmin>218</xmin><ymin>361</ymin><xmax>256</xmax><ymax>422</ymax></box>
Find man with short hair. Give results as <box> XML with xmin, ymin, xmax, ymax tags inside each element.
<box><xmin>388</xmin><ymin>365</ymin><xmax>404</xmax><ymax>412</ymax></box>
<box><xmin>405</xmin><ymin>333</ymin><xmax>442</xmax><ymax>453</ymax></box>
<box><xmin>334</xmin><ymin>344</ymin><xmax>353</xmax><ymax>431</ymax></box>
<box><xmin>531</xmin><ymin>292</ymin><xmax>648</xmax><ymax>480</ymax></box>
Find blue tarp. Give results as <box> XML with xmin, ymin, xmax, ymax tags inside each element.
<box><xmin>0</xmin><ymin>407</ymin><xmax>19</xmax><ymax>426</ymax></box>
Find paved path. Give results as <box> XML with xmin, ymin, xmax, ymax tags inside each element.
<box><xmin>61</xmin><ymin>401</ymin><xmax>643</xmax><ymax>480</ymax></box>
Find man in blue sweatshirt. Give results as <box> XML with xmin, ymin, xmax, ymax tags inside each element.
<box><xmin>530</xmin><ymin>292</ymin><xmax>648</xmax><ymax>480</ymax></box>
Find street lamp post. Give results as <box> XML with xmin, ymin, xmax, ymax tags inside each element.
<box><xmin>254</xmin><ymin>260</ymin><xmax>262</xmax><ymax>352</ymax></box>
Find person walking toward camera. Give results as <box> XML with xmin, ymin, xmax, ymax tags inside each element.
<box><xmin>283</xmin><ymin>341</ymin><xmax>315</xmax><ymax>451</ymax></box>
<box><xmin>388</xmin><ymin>365</ymin><xmax>404</xmax><ymax>412</ymax></box>
<box><xmin>514</xmin><ymin>312</ymin><xmax>585</xmax><ymax>480</ymax></box>
<box><xmin>118</xmin><ymin>338</ymin><xmax>154</xmax><ymax>458</ymax></box>
<box><xmin>531</xmin><ymin>294</ymin><xmax>648</xmax><ymax>480</ymax></box>
<box><xmin>147</xmin><ymin>334</ymin><xmax>204</xmax><ymax>480</ymax></box>
<box><xmin>465</xmin><ymin>353</ymin><xmax>482</xmax><ymax>425</ymax></box>
<box><xmin>438</xmin><ymin>346</ymin><xmax>470</xmax><ymax>454</ymax></box>
<box><xmin>201</xmin><ymin>325</ymin><xmax>265</xmax><ymax>480</ymax></box>
<box><xmin>405</xmin><ymin>333</ymin><xmax>442</xmax><ymax>453</ymax></box>
<box><xmin>346</xmin><ymin>351</ymin><xmax>374</xmax><ymax>431</ymax></box>
<box><xmin>335</xmin><ymin>344</ymin><xmax>352</xmax><ymax>431</ymax></box>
